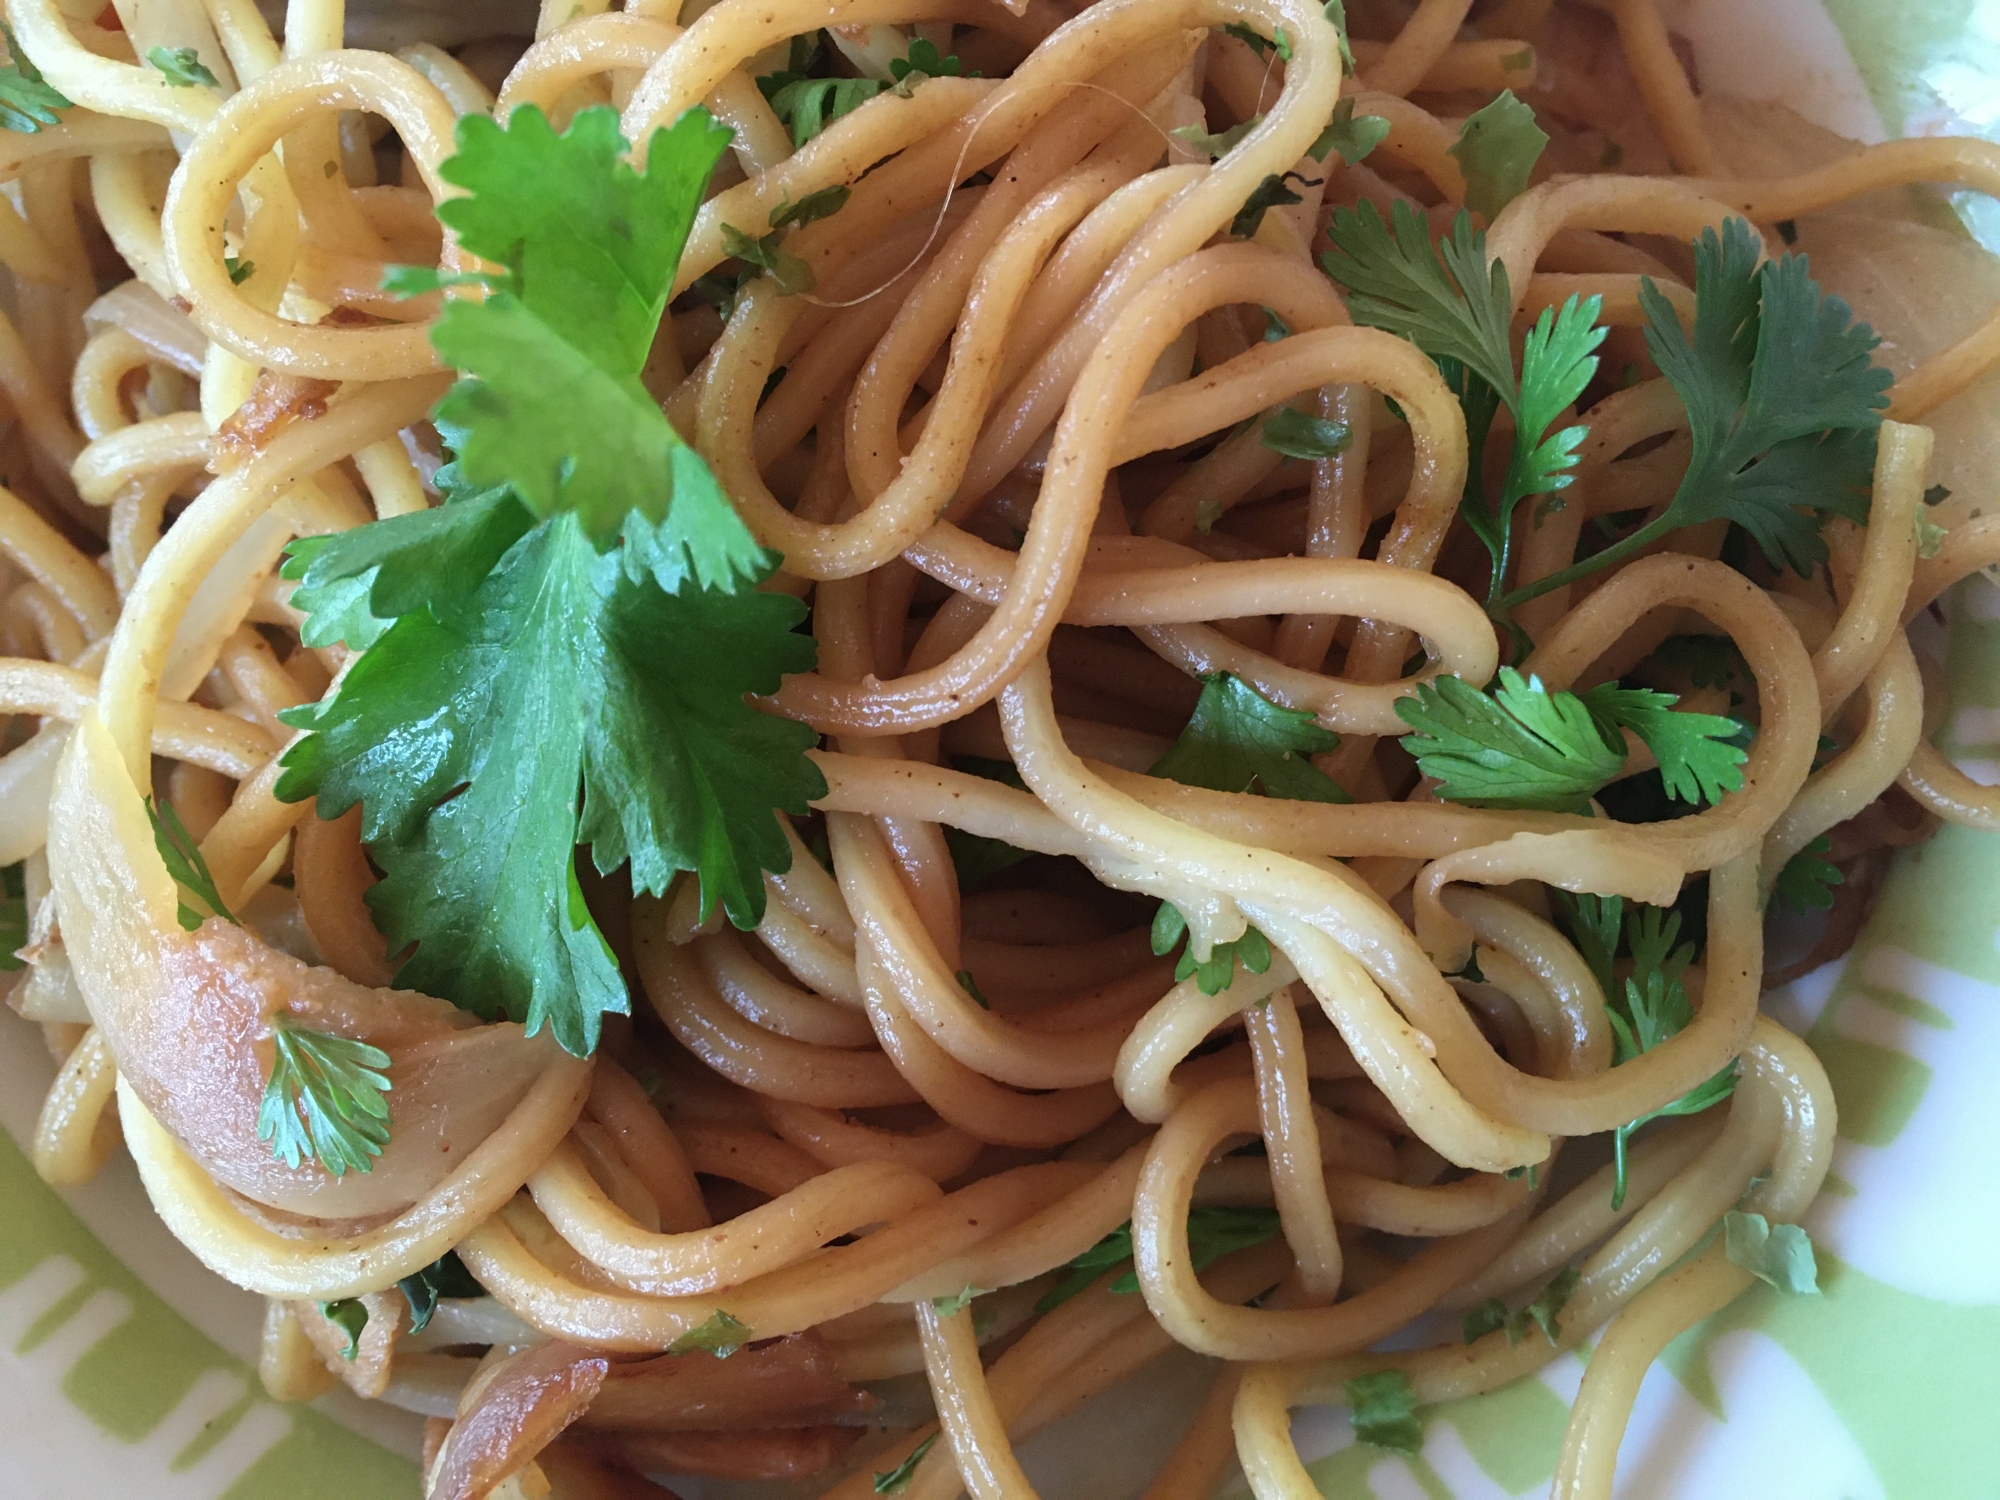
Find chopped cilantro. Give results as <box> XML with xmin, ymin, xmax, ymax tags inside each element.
<box><xmin>1772</xmin><ymin>834</ymin><xmax>1841</xmax><ymax>912</ymax></box>
<box><xmin>1231</xmin><ymin>173</ymin><xmax>1307</xmax><ymax>239</ymax></box>
<box><xmin>257</xmin><ymin>1024</ymin><xmax>393</xmax><ymax>1176</ymax></box>
<box><xmin>1461</xmin><ymin>1266</ymin><xmax>1579</xmax><ymax>1345</ymax></box>
<box><xmin>320</xmin><ymin>1298</ymin><xmax>368</xmax><ymax>1359</ymax></box>
<box><xmin>1447</xmin><ymin>90</ymin><xmax>1547</xmax><ymax>219</ymax></box>
<box><xmin>1346</xmin><ymin>1370</ymin><xmax>1422</xmax><ymax>1453</ymax></box>
<box><xmin>1309</xmin><ymin>97</ymin><xmax>1390</xmax><ymax>166</ymax></box>
<box><xmin>720</xmin><ymin>221</ymin><xmax>814</xmax><ymax>296</ymax></box>
<box><xmin>1152</xmin><ymin>901</ymin><xmax>1271</xmax><ymax>995</ymax></box>
<box><xmin>147</xmin><ymin>46</ymin><xmax>219</xmax><ymax>88</ymax></box>
<box><xmin>669</xmin><ymin>1309</ymin><xmax>753</xmax><ymax>1357</ymax></box>
<box><xmin>1037</xmin><ymin>1206</ymin><xmax>1282</xmax><ymax>1312</ymax></box>
<box><xmin>955</xmin><ymin>969</ymin><xmax>991</xmax><ymax>1009</ymax></box>
<box><xmin>1723</xmin><ymin>1211</ymin><xmax>1820</xmax><ymax>1294</ymax></box>
<box><xmin>769</xmin><ymin>184</ymin><xmax>849</xmax><ymax>231</ymax></box>
<box><xmin>1171</xmin><ymin>116</ymin><xmax>1262</xmax><ymax>159</ymax></box>
<box><xmin>225</xmin><ymin>256</ymin><xmax>255</xmax><ymax>285</ymax></box>
<box><xmin>1261</xmin><ymin>407</ymin><xmax>1352</xmax><ymax>460</ymax></box>
<box><xmin>931</xmin><ymin>1285</ymin><xmax>984</xmax><ymax>1316</ymax></box>
<box><xmin>398</xmin><ymin>1251</ymin><xmax>486</xmax><ymax>1335</ymax></box>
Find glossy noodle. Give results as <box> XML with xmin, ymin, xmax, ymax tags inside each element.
<box><xmin>3</xmin><ymin>0</ymin><xmax>1997</xmax><ymax>1496</ymax></box>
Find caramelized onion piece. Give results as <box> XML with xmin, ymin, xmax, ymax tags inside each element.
<box><xmin>429</xmin><ymin>1341</ymin><xmax>609</xmax><ymax>1500</ymax></box>
<box><xmin>613</xmin><ymin>1426</ymin><xmax>860</xmax><ymax>1481</ymax></box>
<box><xmin>582</xmin><ymin>1332</ymin><xmax>877</xmax><ymax>1432</ymax></box>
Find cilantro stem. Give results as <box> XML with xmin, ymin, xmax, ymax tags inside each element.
<box><xmin>1498</xmin><ymin>509</ymin><xmax>1675</xmax><ymax>613</ymax></box>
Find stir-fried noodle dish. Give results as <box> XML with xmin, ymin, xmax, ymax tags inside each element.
<box><xmin>3</xmin><ymin>0</ymin><xmax>1997</xmax><ymax>1493</ymax></box>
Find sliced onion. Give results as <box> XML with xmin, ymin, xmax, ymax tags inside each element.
<box><xmin>428</xmin><ymin>1341</ymin><xmax>609</xmax><ymax>1500</ymax></box>
<box><xmin>82</xmin><ymin>280</ymin><xmax>208</xmax><ymax>375</ymax></box>
<box><xmin>582</xmin><ymin>1332</ymin><xmax>876</xmax><ymax>1432</ymax></box>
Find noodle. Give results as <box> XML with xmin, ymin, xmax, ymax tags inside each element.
<box><xmin>1</xmin><ymin>0</ymin><xmax>1992</xmax><ymax>1496</ymax></box>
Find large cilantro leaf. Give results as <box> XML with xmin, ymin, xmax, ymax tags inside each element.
<box><xmin>1505</xmin><ymin>218</ymin><xmax>1891</xmax><ymax>607</ymax></box>
<box><xmin>1151</xmin><ymin>673</ymin><xmax>1347</xmax><ymax>803</ymax></box>
<box><xmin>279</xmin><ymin>513</ymin><xmax>822</xmax><ymax>1055</ymax></box>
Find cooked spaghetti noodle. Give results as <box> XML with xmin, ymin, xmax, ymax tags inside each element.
<box><xmin>1</xmin><ymin>0</ymin><xmax>1994</xmax><ymax>1497</ymax></box>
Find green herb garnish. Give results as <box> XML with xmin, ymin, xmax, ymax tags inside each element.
<box><xmin>257</xmin><ymin>1024</ymin><xmax>393</xmax><ymax>1175</ymax></box>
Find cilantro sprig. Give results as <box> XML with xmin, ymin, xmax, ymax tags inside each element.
<box><xmin>277</xmin><ymin>106</ymin><xmax>825</xmax><ymax>1059</ymax></box>
<box><xmin>1772</xmin><ymin>833</ymin><xmax>1841</xmax><ymax>911</ymax></box>
<box><xmin>257</xmin><ymin>1023</ymin><xmax>394</xmax><ymax>1176</ymax></box>
<box><xmin>1322</xmin><ymin>202</ymin><xmax>1604</xmax><ymax>621</ymax></box>
<box><xmin>1554</xmin><ymin>894</ymin><xmax>1738</xmax><ymax>1208</ymax></box>
<box><xmin>399</xmin><ymin>1251</ymin><xmax>486</xmax><ymax>1335</ymax></box>
<box><xmin>1396</xmin><ymin>668</ymin><xmax>1745</xmax><ymax>814</ymax></box>
<box><xmin>0</xmin><ymin>23</ymin><xmax>69</xmax><ymax>133</ymax></box>
<box><xmin>1503</xmin><ymin>218</ymin><xmax>1891</xmax><ymax>607</ymax></box>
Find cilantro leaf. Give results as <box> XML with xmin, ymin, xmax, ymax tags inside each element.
<box><xmin>146</xmin><ymin>45</ymin><xmax>218</xmax><ymax>88</ymax></box>
<box><xmin>1649</xmin><ymin>633</ymin><xmax>1747</xmax><ymax>694</ymax></box>
<box><xmin>280</xmin><ymin>511</ymin><xmax>821</xmax><ymax>1056</ymax></box>
<box><xmin>760</xmin><ymin>74</ymin><xmax>884</xmax><ymax>146</ymax></box>
<box><xmin>1232</xmin><ymin>173</ymin><xmax>1307</xmax><ymax>239</ymax></box>
<box><xmin>890</xmin><ymin>36</ymin><xmax>968</xmax><ymax>86</ymax></box>
<box><xmin>1309</xmin><ymin>97</ymin><xmax>1390</xmax><ymax>166</ymax></box>
<box><xmin>1772</xmin><ymin>833</ymin><xmax>1841</xmax><ymax>912</ymax></box>
<box><xmin>146</xmin><ymin>798</ymin><xmax>237</xmax><ymax>931</ymax></box>
<box><xmin>931</xmin><ymin>1286</ymin><xmax>984</xmax><ymax>1316</ymax></box>
<box><xmin>1507</xmin><ymin>219</ymin><xmax>1890</xmax><ymax>607</ymax></box>
<box><xmin>955</xmin><ymin>970</ymin><xmax>991</xmax><ymax>1008</ymax></box>
<box><xmin>1321</xmin><ymin>0</ymin><xmax>1357</xmax><ymax>73</ymax></box>
<box><xmin>1151</xmin><ymin>672</ymin><xmax>1347</xmax><ymax>802</ymax></box>
<box><xmin>1579</xmin><ymin>683</ymin><xmax>1747</xmax><ymax>805</ymax></box>
<box><xmin>321</xmin><ymin>1298</ymin><xmax>367</xmax><ymax>1359</ymax></box>
<box><xmin>719</xmin><ymin>222</ymin><xmax>814</xmax><ymax>297</ymax></box>
<box><xmin>225</xmin><ymin>255</ymin><xmax>255</xmax><ymax>285</ymax></box>
<box><xmin>1321</xmin><ymin>200</ymin><xmax>1517</xmax><ymax>414</ymax></box>
<box><xmin>1171</xmin><ymin>116</ymin><xmax>1261</xmax><ymax>159</ymax></box>
<box><xmin>0</xmin><ymin>23</ymin><xmax>68</xmax><ymax>132</ymax></box>
<box><xmin>874</xmin><ymin>1434</ymin><xmax>938</xmax><ymax>1494</ymax></box>
<box><xmin>1036</xmin><ymin>1206</ymin><xmax>1282</xmax><ymax>1313</ymax></box>
<box><xmin>1261</xmin><ymin>407</ymin><xmax>1352</xmax><ymax>460</ymax></box>
<box><xmin>769</xmin><ymin>184</ymin><xmax>849</xmax><ymax>231</ymax></box>
<box><xmin>1446</xmin><ymin>90</ymin><xmax>1547</xmax><ymax>219</ymax></box>
<box><xmin>1399</xmin><ymin>670</ymin><xmax>1743</xmax><ymax>813</ymax></box>
<box><xmin>1396</xmin><ymin>669</ymin><xmax>1623</xmax><ymax>812</ymax></box>
<box><xmin>1346</xmin><ymin>1370</ymin><xmax>1422</xmax><ymax>1453</ymax></box>
<box><xmin>1460</xmin><ymin>1266</ymin><xmax>1579</xmax><ymax>1346</ymax></box>
<box><xmin>670</xmin><ymin>1308</ymin><xmax>753</xmax><ymax>1356</ymax></box>
<box><xmin>257</xmin><ymin>1023</ymin><xmax>393</xmax><ymax>1176</ymax></box>
<box><xmin>1461</xmin><ymin>1298</ymin><xmax>1509</xmax><ymax>1344</ymax></box>
<box><xmin>1151</xmin><ymin>901</ymin><xmax>1272</xmax><ymax>995</ymax></box>
<box><xmin>1723</xmin><ymin>1211</ymin><xmax>1820</xmax><ymax>1294</ymax></box>
<box><xmin>435</xmin><ymin>106</ymin><xmax>725</xmax><ymax>379</ymax></box>
<box><xmin>399</xmin><ymin>1251</ymin><xmax>486</xmax><ymax>1335</ymax></box>
<box><xmin>1220</xmin><ymin>20</ymin><xmax>1288</xmax><ymax>58</ymax></box>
